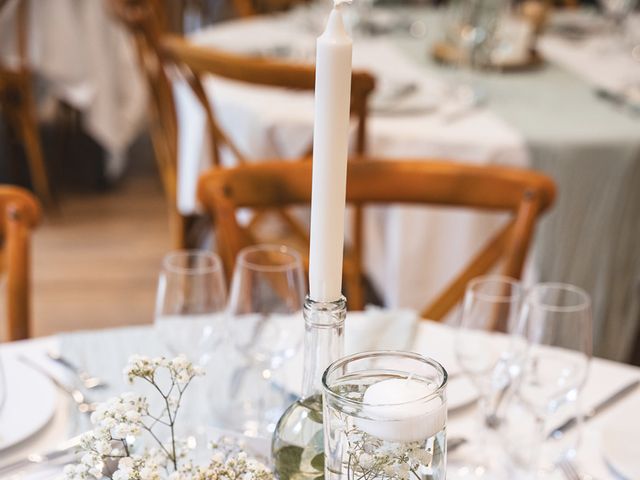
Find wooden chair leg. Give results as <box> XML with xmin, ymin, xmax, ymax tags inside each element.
<box><xmin>15</xmin><ymin>99</ymin><xmax>55</xmax><ymax>207</ymax></box>
<box><xmin>168</xmin><ymin>207</ymin><xmax>188</xmax><ymax>249</ymax></box>
<box><xmin>344</xmin><ymin>270</ymin><xmax>364</xmax><ymax>311</ymax></box>
<box><xmin>6</xmin><ymin>207</ymin><xmax>31</xmax><ymax>341</ymax></box>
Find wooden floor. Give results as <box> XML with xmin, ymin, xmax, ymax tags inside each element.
<box><xmin>30</xmin><ymin>160</ymin><xmax>170</xmax><ymax>337</ymax></box>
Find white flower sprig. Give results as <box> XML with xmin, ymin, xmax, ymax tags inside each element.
<box><xmin>344</xmin><ymin>429</ymin><xmax>435</xmax><ymax>480</ymax></box>
<box><xmin>60</xmin><ymin>354</ymin><xmax>273</xmax><ymax>480</ymax></box>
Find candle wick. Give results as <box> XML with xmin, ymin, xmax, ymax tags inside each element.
<box><xmin>333</xmin><ymin>0</ymin><xmax>352</xmax><ymax>8</ymax></box>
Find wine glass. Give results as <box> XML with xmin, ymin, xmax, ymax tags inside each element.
<box><xmin>504</xmin><ymin>283</ymin><xmax>592</xmax><ymax>478</ymax></box>
<box><xmin>226</xmin><ymin>244</ymin><xmax>306</xmax><ymax>437</ymax></box>
<box><xmin>450</xmin><ymin>275</ymin><xmax>526</xmax><ymax>480</ymax></box>
<box><xmin>598</xmin><ymin>0</ymin><xmax>638</xmax><ymax>38</ymax></box>
<box><xmin>446</xmin><ymin>0</ymin><xmax>507</xmax><ymax>93</ymax></box>
<box><xmin>154</xmin><ymin>250</ymin><xmax>227</xmax><ymax>364</ymax></box>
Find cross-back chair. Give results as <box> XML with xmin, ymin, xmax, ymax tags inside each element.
<box><xmin>108</xmin><ymin>0</ymin><xmax>193</xmax><ymax>248</ymax></box>
<box><xmin>0</xmin><ymin>0</ymin><xmax>54</xmax><ymax>206</ymax></box>
<box><xmin>161</xmin><ymin>35</ymin><xmax>376</xmax><ymax>308</ymax></box>
<box><xmin>198</xmin><ymin>159</ymin><xmax>556</xmax><ymax>318</ymax></box>
<box><xmin>160</xmin><ymin>35</ymin><xmax>375</xmax><ymax>168</ymax></box>
<box><xmin>0</xmin><ymin>186</ymin><xmax>41</xmax><ymax>341</ymax></box>
<box><xmin>231</xmin><ymin>0</ymin><xmax>313</xmax><ymax>17</ymax></box>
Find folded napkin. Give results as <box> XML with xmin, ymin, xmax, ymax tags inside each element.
<box><xmin>346</xmin><ymin>306</ymin><xmax>419</xmax><ymax>354</ymax></box>
<box><xmin>279</xmin><ymin>307</ymin><xmax>420</xmax><ymax>396</ymax></box>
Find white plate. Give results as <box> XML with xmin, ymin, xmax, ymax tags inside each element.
<box><xmin>0</xmin><ymin>354</ymin><xmax>57</xmax><ymax>450</ymax></box>
<box><xmin>370</xmin><ymin>80</ymin><xmax>440</xmax><ymax>116</ymax></box>
<box><xmin>602</xmin><ymin>393</ymin><xmax>640</xmax><ymax>480</ymax></box>
<box><xmin>446</xmin><ymin>375</ymin><xmax>478</xmax><ymax>413</ymax></box>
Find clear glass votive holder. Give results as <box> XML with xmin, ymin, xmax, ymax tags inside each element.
<box><xmin>322</xmin><ymin>351</ymin><xmax>448</xmax><ymax>480</ymax></box>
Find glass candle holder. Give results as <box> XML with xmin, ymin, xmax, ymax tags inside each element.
<box><xmin>322</xmin><ymin>351</ymin><xmax>448</xmax><ymax>480</ymax></box>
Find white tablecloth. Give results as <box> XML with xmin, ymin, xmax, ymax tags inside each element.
<box><xmin>0</xmin><ymin>317</ymin><xmax>638</xmax><ymax>479</ymax></box>
<box><xmin>0</xmin><ymin>0</ymin><xmax>147</xmax><ymax>178</ymax></box>
<box><xmin>174</xmin><ymin>12</ymin><xmax>529</xmax><ymax>311</ymax></box>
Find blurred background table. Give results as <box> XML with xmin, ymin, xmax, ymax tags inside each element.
<box><xmin>174</xmin><ymin>6</ymin><xmax>640</xmax><ymax>361</ymax></box>
<box><xmin>0</xmin><ymin>0</ymin><xmax>147</xmax><ymax>178</ymax></box>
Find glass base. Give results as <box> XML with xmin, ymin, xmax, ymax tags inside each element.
<box><xmin>447</xmin><ymin>432</ymin><xmax>509</xmax><ymax>480</ymax></box>
<box><xmin>220</xmin><ymin>398</ymin><xmax>284</xmax><ymax>439</ymax></box>
<box><xmin>218</xmin><ymin>366</ymin><xmax>290</xmax><ymax>439</ymax></box>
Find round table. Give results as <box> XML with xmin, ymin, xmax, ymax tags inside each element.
<box><xmin>1</xmin><ymin>314</ymin><xmax>639</xmax><ymax>479</ymax></box>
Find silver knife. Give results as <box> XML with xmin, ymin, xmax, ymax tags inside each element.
<box><xmin>548</xmin><ymin>379</ymin><xmax>640</xmax><ymax>439</ymax></box>
<box><xmin>0</xmin><ymin>434</ymin><xmax>82</xmax><ymax>476</ymax></box>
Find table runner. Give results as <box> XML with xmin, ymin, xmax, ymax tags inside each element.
<box><xmin>394</xmin><ymin>14</ymin><xmax>640</xmax><ymax>361</ymax></box>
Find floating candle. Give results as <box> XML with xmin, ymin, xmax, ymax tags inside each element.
<box><xmin>356</xmin><ymin>377</ymin><xmax>446</xmax><ymax>443</ymax></box>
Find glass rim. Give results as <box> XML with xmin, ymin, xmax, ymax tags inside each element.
<box><xmin>467</xmin><ymin>275</ymin><xmax>523</xmax><ymax>303</ymax></box>
<box><xmin>526</xmin><ymin>282</ymin><xmax>591</xmax><ymax>313</ymax></box>
<box><xmin>236</xmin><ymin>244</ymin><xmax>303</xmax><ymax>273</ymax></box>
<box><xmin>322</xmin><ymin>350</ymin><xmax>448</xmax><ymax>408</ymax></box>
<box><xmin>162</xmin><ymin>250</ymin><xmax>223</xmax><ymax>275</ymax></box>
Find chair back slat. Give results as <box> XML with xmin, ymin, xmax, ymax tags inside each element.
<box><xmin>199</xmin><ymin>160</ymin><xmax>554</xmax><ymax>211</ymax></box>
<box><xmin>160</xmin><ymin>35</ymin><xmax>375</xmax><ymax>164</ymax></box>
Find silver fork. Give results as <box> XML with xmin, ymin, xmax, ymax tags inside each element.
<box><xmin>558</xmin><ymin>458</ymin><xmax>599</xmax><ymax>480</ymax></box>
<box><xmin>19</xmin><ymin>356</ymin><xmax>97</xmax><ymax>414</ymax></box>
<box><xmin>558</xmin><ymin>459</ymin><xmax>581</xmax><ymax>480</ymax></box>
<box><xmin>47</xmin><ymin>351</ymin><xmax>107</xmax><ymax>389</ymax></box>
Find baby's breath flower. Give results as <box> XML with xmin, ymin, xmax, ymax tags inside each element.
<box><xmin>59</xmin><ymin>355</ymin><xmax>266</xmax><ymax>480</ymax></box>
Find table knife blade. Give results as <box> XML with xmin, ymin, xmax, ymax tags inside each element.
<box><xmin>0</xmin><ymin>434</ymin><xmax>82</xmax><ymax>476</ymax></box>
<box><xmin>548</xmin><ymin>379</ymin><xmax>639</xmax><ymax>439</ymax></box>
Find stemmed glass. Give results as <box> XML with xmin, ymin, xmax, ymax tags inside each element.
<box><xmin>445</xmin><ymin>0</ymin><xmax>508</xmax><ymax>110</ymax></box>
<box><xmin>154</xmin><ymin>250</ymin><xmax>227</xmax><ymax>364</ymax></box>
<box><xmin>450</xmin><ymin>275</ymin><xmax>526</xmax><ymax>480</ymax></box>
<box><xmin>226</xmin><ymin>244</ymin><xmax>306</xmax><ymax>437</ymax></box>
<box><xmin>597</xmin><ymin>0</ymin><xmax>638</xmax><ymax>41</ymax></box>
<box><xmin>504</xmin><ymin>283</ymin><xmax>592</xmax><ymax>478</ymax></box>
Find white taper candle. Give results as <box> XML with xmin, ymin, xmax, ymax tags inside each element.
<box><xmin>308</xmin><ymin>3</ymin><xmax>353</xmax><ymax>302</ymax></box>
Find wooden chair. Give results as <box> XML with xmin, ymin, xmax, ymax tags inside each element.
<box><xmin>0</xmin><ymin>186</ymin><xmax>41</xmax><ymax>341</ymax></box>
<box><xmin>160</xmin><ymin>35</ymin><xmax>375</xmax><ymax>169</ymax></box>
<box><xmin>161</xmin><ymin>35</ymin><xmax>375</xmax><ymax>308</ymax></box>
<box><xmin>109</xmin><ymin>0</ymin><xmax>190</xmax><ymax>248</ymax></box>
<box><xmin>198</xmin><ymin>159</ymin><xmax>556</xmax><ymax>319</ymax></box>
<box><xmin>231</xmin><ymin>0</ymin><xmax>312</xmax><ymax>17</ymax></box>
<box><xmin>0</xmin><ymin>0</ymin><xmax>54</xmax><ymax>206</ymax></box>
